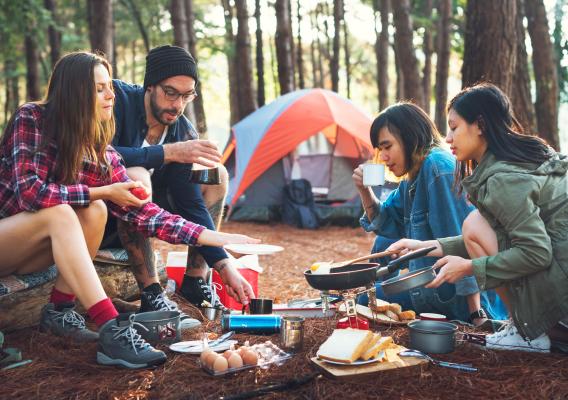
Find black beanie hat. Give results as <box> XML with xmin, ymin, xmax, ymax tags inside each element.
<box><xmin>143</xmin><ymin>45</ymin><xmax>198</xmax><ymax>89</ymax></box>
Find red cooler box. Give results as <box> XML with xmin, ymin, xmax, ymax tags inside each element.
<box><xmin>212</xmin><ymin>266</ymin><xmax>260</xmax><ymax>310</ymax></box>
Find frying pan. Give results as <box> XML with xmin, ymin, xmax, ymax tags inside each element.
<box><xmin>304</xmin><ymin>246</ymin><xmax>437</xmax><ymax>291</ymax></box>
<box><xmin>381</xmin><ymin>266</ymin><xmax>437</xmax><ymax>296</ymax></box>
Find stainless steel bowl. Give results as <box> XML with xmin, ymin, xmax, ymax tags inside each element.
<box><xmin>408</xmin><ymin>320</ymin><xmax>458</xmax><ymax>354</ymax></box>
<box><xmin>202</xmin><ymin>307</ymin><xmax>224</xmax><ymax>321</ymax></box>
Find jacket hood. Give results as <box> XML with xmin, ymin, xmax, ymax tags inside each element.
<box><xmin>463</xmin><ymin>151</ymin><xmax>568</xmax><ymax>191</ymax></box>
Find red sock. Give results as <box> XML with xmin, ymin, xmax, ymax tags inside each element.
<box><xmin>87</xmin><ymin>298</ymin><xmax>119</xmax><ymax>327</ymax></box>
<box><xmin>49</xmin><ymin>287</ymin><xmax>76</xmax><ymax>305</ymax></box>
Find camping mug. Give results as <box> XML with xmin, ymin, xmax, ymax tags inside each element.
<box><xmin>189</xmin><ymin>163</ymin><xmax>220</xmax><ymax>185</ymax></box>
<box><xmin>280</xmin><ymin>316</ymin><xmax>305</xmax><ymax>352</ymax></box>
<box><xmin>243</xmin><ymin>298</ymin><xmax>273</xmax><ymax>315</ymax></box>
<box><xmin>362</xmin><ymin>163</ymin><xmax>385</xmax><ymax>187</ymax></box>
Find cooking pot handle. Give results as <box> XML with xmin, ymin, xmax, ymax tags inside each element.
<box><xmin>376</xmin><ymin>246</ymin><xmax>437</xmax><ymax>279</ymax></box>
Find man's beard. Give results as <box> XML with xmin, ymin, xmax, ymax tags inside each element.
<box><xmin>150</xmin><ymin>91</ymin><xmax>182</xmax><ymax>125</ymax></box>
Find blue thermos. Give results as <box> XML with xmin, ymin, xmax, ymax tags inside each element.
<box><xmin>221</xmin><ymin>314</ymin><xmax>281</xmax><ymax>334</ymax></box>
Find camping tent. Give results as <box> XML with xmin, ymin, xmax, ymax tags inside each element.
<box><xmin>223</xmin><ymin>88</ymin><xmax>374</xmax><ymax>224</ymax></box>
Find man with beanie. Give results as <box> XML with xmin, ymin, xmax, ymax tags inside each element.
<box><xmin>102</xmin><ymin>45</ymin><xmax>255</xmax><ymax>320</ymax></box>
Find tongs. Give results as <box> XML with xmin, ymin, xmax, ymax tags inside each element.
<box><xmin>375</xmin><ymin>246</ymin><xmax>437</xmax><ymax>279</ymax></box>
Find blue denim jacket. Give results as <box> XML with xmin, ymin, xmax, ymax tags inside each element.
<box><xmin>360</xmin><ymin>148</ymin><xmax>507</xmax><ymax>321</ymax></box>
<box><xmin>110</xmin><ymin>79</ymin><xmax>228</xmax><ymax>267</ymax></box>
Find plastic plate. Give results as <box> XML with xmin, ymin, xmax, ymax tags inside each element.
<box><xmin>223</xmin><ymin>244</ymin><xmax>284</xmax><ymax>255</ymax></box>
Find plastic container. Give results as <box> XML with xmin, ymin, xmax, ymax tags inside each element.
<box><xmin>200</xmin><ymin>341</ymin><xmax>291</xmax><ymax>376</ymax></box>
<box><xmin>212</xmin><ymin>268</ymin><xmax>259</xmax><ymax>310</ymax></box>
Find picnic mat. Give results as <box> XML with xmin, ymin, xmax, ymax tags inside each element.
<box><xmin>0</xmin><ymin>248</ymin><xmax>129</xmax><ymax>297</ymax></box>
<box><xmin>2</xmin><ymin>297</ymin><xmax>568</xmax><ymax>400</ymax></box>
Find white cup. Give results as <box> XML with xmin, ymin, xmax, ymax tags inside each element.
<box><xmin>363</xmin><ymin>163</ymin><xmax>385</xmax><ymax>187</ymax></box>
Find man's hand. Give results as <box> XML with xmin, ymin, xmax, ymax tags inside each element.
<box><xmin>386</xmin><ymin>238</ymin><xmax>443</xmax><ymax>258</ymax></box>
<box><xmin>425</xmin><ymin>256</ymin><xmax>474</xmax><ymax>288</ymax></box>
<box><xmin>163</xmin><ymin>139</ymin><xmax>222</xmax><ymax>166</ymax></box>
<box><xmin>215</xmin><ymin>259</ymin><xmax>256</xmax><ymax>306</ymax></box>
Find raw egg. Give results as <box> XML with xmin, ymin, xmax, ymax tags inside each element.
<box><xmin>223</xmin><ymin>350</ymin><xmax>234</xmax><ymax>359</ymax></box>
<box><xmin>200</xmin><ymin>349</ymin><xmax>215</xmax><ymax>365</ymax></box>
<box><xmin>228</xmin><ymin>353</ymin><xmax>243</xmax><ymax>369</ymax></box>
<box><xmin>204</xmin><ymin>351</ymin><xmax>219</xmax><ymax>368</ymax></box>
<box><xmin>213</xmin><ymin>356</ymin><xmax>229</xmax><ymax>373</ymax></box>
<box><xmin>241</xmin><ymin>349</ymin><xmax>259</xmax><ymax>366</ymax></box>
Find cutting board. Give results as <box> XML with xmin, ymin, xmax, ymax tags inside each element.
<box><xmin>310</xmin><ymin>355</ymin><xmax>428</xmax><ymax>379</ymax></box>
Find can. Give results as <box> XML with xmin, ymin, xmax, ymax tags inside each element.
<box><xmin>221</xmin><ymin>314</ymin><xmax>281</xmax><ymax>334</ymax></box>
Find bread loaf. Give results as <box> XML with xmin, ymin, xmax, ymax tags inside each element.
<box><xmin>317</xmin><ymin>329</ymin><xmax>374</xmax><ymax>363</ymax></box>
<box><xmin>361</xmin><ymin>336</ymin><xmax>394</xmax><ymax>360</ymax></box>
<box><xmin>397</xmin><ymin>310</ymin><xmax>416</xmax><ymax>320</ymax></box>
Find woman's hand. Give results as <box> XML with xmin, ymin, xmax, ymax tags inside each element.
<box><xmin>386</xmin><ymin>238</ymin><xmax>443</xmax><ymax>258</ymax></box>
<box><xmin>104</xmin><ymin>181</ymin><xmax>151</xmax><ymax>208</ymax></box>
<box><xmin>425</xmin><ymin>256</ymin><xmax>473</xmax><ymax>288</ymax></box>
<box><xmin>197</xmin><ymin>230</ymin><xmax>261</xmax><ymax>247</ymax></box>
<box><xmin>352</xmin><ymin>164</ymin><xmax>368</xmax><ymax>192</ymax></box>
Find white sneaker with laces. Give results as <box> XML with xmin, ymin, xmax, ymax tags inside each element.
<box><xmin>486</xmin><ymin>321</ymin><xmax>550</xmax><ymax>353</ymax></box>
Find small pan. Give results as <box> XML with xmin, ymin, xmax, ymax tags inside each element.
<box><xmin>304</xmin><ymin>246</ymin><xmax>436</xmax><ymax>291</ymax></box>
<box><xmin>381</xmin><ymin>266</ymin><xmax>437</xmax><ymax>296</ymax></box>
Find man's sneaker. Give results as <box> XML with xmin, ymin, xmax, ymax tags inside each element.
<box><xmin>486</xmin><ymin>321</ymin><xmax>550</xmax><ymax>353</ymax></box>
<box><xmin>39</xmin><ymin>303</ymin><xmax>99</xmax><ymax>342</ymax></box>
<box><xmin>179</xmin><ymin>276</ymin><xmax>225</xmax><ymax>309</ymax></box>
<box><xmin>139</xmin><ymin>290</ymin><xmax>201</xmax><ymax>330</ymax></box>
<box><xmin>96</xmin><ymin>313</ymin><xmax>167</xmax><ymax>369</ymax></box>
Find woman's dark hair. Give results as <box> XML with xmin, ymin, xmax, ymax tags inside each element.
<box><xmin>370</xmin><ymin>102</ymin><xmax>442</xmax><ymax>179</ymax></box>
<box><xmin>448</xmin><ymin>82</ymin><xmax>552</xmax><ymax>186</ymax></box>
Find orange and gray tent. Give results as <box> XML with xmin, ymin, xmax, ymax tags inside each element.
<box><xmin>223</xmin><ymin>88</ymin><xmax>374</xmax><ymax>222</ymax></box>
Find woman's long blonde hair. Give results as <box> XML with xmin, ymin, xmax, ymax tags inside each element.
<box><xmin>42</xmin><ymin>52</ymin><xmax>115</xmax><ymax>183</ymax></box>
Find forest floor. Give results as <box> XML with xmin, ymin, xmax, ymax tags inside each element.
<box><xmin>3</xmin><ymin>222</ymin><xmax>568</xmax><ymax>400</ymax></box>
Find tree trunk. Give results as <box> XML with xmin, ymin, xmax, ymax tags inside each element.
<box><xmin>169</xmin><ymin>0</ymin><xmax>195</xmax><ymax>121</ymax></box>
<box><xmin>255</xmin><ymin>0</ymin><xmax>266</xmax><ymax>106</ymax></box>
<box><xmin>331</xmin><ymin>0</ymin><xmax>342</xmax><ymax>93</ymax></box>
<box><xmin>525</xmin><ymin>0</ymin><xmax>560</xmax><ymax>149</ymax></box>
<box><xmin>222</xmin><ymin>0</ymin><xmax>239</xmax><ymax>125</ymax></box>
<box><xmin>87</xmin><ymin>0</ymin><xmax>114</xmax><ymax>64</ymax></box>
<box><xmin>296</xmin><ymin>0</ymin><xmax>305</xmax><ymax>89</ymax></box>
<box><xmin>309</xmin><ymin>11</ymin><xmax>319</xmax><ymax>87</ymax></box>
<box><xmin>44</xmin><ymin>0</ymin><xmax>61</xmax><ymax>67</ymax></box>
<box><xmin>373</xmin><ymin>0</ymin><xmax>390</xmax><ymax>111</ymax></box>
<box><xmin>342</xmin><ymin>3</ymin><xmax>351</xmax><ymax>98</ymax></box>
<box><xmin>120</xmin><ymin>0</ymin><xmax>150</xmax><ymax>52</ymax></box>
<box><xmin>185</xmin><ymin>0</ymin><xmax>207</xmax><ymax>134</ymax></box>
<box><xmin>275</xmin><ymin>0</ymin><xmax>294</xmax><ymax>94</ymax></box>
<box><xmin>314</xmin><ymin>5</ymin><xmax>325</xmax><ymax>88</ymax></box>
<box><xmin>131</xmin><ymin>40</ymin><xmax>137</xmax><ymax>83</ymax></box>
<box><xmin>422</xmin><ymin>0</ymin><xmax>433</xmax><ymax>114</ymax></box>
<box><xmin>171</xmin><ymin>0</ymin><xmax>189</xmax><ymax>47</ymax></box>
<box><xmin>394</xmin><ymin>42</ymin><xmax>404</xmax><ymax>101</ymax></box>
<box><xmin>391</xmin><ymin>0</ymin><xmax>424</xmax><ymax>107</ymax></box>
<box><xmin>434</xmin><ymin>0</ymin><xmax>451</xmax><ymax>135</ymax></box>
<box><xmin>287</xmin><ymin>0</ymin><xmax>296</xmax><ymax>88</ymax></box>
<box><xmin>512</xmin><ymin>0</ymin><xmax>537</xmax><ymax>134</ymax></box>
<box><xmin>25</xmin><ymin>34</ymin><xmax>41</xmax><ymax>101</ymax></box>
<box><xmin>234</xmin><ymin>0</ymin><xmax>257</xmax><ymax>119</ymax></box>
<box><xmin>4</xmin><ymin>59</ymin><xmax>19</xmax><ymax>122</ymax></box>
<box><xmin>462</xmin><ymin>0</ymin><xmax>516</xmax><ymax>96</ymax></box>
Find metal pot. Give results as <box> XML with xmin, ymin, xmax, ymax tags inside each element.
<box><xmin>303</xmin><ymin>246</ymin><xmax>437</xmax><ymax>291</ymax></box>
<box><xmin>381</xmin><ymin>266</ymin><xmax>436</xmax><ymax>296</ymax></box>
<box><xmin>408</xmin><ymin>320</ymin><xmax>458</xmax><ymax>354</ymax></box>
<box><xmin>133</xmin><ymin>311</ymin><xmax>181</xmax><ymax>344</ymax></box>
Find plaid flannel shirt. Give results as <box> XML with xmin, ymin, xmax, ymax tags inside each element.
<box><xmin>0</xmin><ymin>103</ymin><xmax>205</xmax><ymax>245</ymax></box>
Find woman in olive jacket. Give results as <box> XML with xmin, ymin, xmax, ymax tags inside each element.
<box><xmin>388</xmin><ymin>83</ymin><xmax>568</xmax><ymax>353</ymax></box>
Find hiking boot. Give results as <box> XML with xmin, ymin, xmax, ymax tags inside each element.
<box><xmin>39</xmin><ymin>303</ymin><xmax>99</xmax><ymax>342</ymax></box>
<box><xmin>179</xmin><ymin>276</ymin><xmax>225</xmax><ymax>309</ymax></box>
<box><xmin>96</xmin><ymin>313</ymin><xmax>167</xmax><ymax>369</ymax></box>
<box><xmin>486</xmin><ymin>321</ymin><xmax>550</xmax><ymax>353</ymax></box>
<box><xmin>139</xmin><ymin>290</ymin><xmax>201</xmax><ymax>330</ymax></box>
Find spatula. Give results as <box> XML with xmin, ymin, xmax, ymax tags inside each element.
<box><xmin>329</xmin><ymin>249</ymin><xmax>400</xmax><ymax>269</ymax></box>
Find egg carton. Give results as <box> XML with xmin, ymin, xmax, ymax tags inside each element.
<box><xmin>200</xmin><ymin>340</ymin><xmax>292</xmax><ymax>376</ymax></box>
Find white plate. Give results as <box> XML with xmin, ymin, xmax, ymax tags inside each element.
<box><xmin>224</xmin><ymin>243</ymin><xmax>284</xmax><ymax>255</ymax></box>
<box><xmin>317</xmin><ymin>351</ymin><xmax>385</xmax><ymax>366</ymax></box>
<box><xmin>169</xmin><ymin>340</ymin><xmax>238</xmax><ymax>354</ymax></box>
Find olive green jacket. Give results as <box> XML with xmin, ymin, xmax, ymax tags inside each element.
<box><xmin>439</xmin><ymin>151</ymin><xmax>568</xmax><ymax>339</ymax></box>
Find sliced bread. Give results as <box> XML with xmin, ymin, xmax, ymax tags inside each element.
<box><xmin>361</xmin><ymin>336</ymin><xmax>394</xmax><ymax>360</ymax></box>
<box><xmin>317</xmin><ymin>329</ymin><xmax>374</xmax><ymax>363</ymax></box>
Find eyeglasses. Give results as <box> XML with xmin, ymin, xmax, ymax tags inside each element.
<box><xmin>159</xmin><ymin>84</ymin><xmax>198</xmax><ymax>103</ymax></box>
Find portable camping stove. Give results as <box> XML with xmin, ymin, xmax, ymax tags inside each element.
<box><xmin>320</xmin><ymin>284</ymin><xmax>376</xmax><ymax>330</ymax></box>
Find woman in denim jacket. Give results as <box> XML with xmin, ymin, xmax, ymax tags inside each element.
<box><xmin>354</xmin><ymin>102</ymin><xmax>506</xmax><ymax>324</ymax></box>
